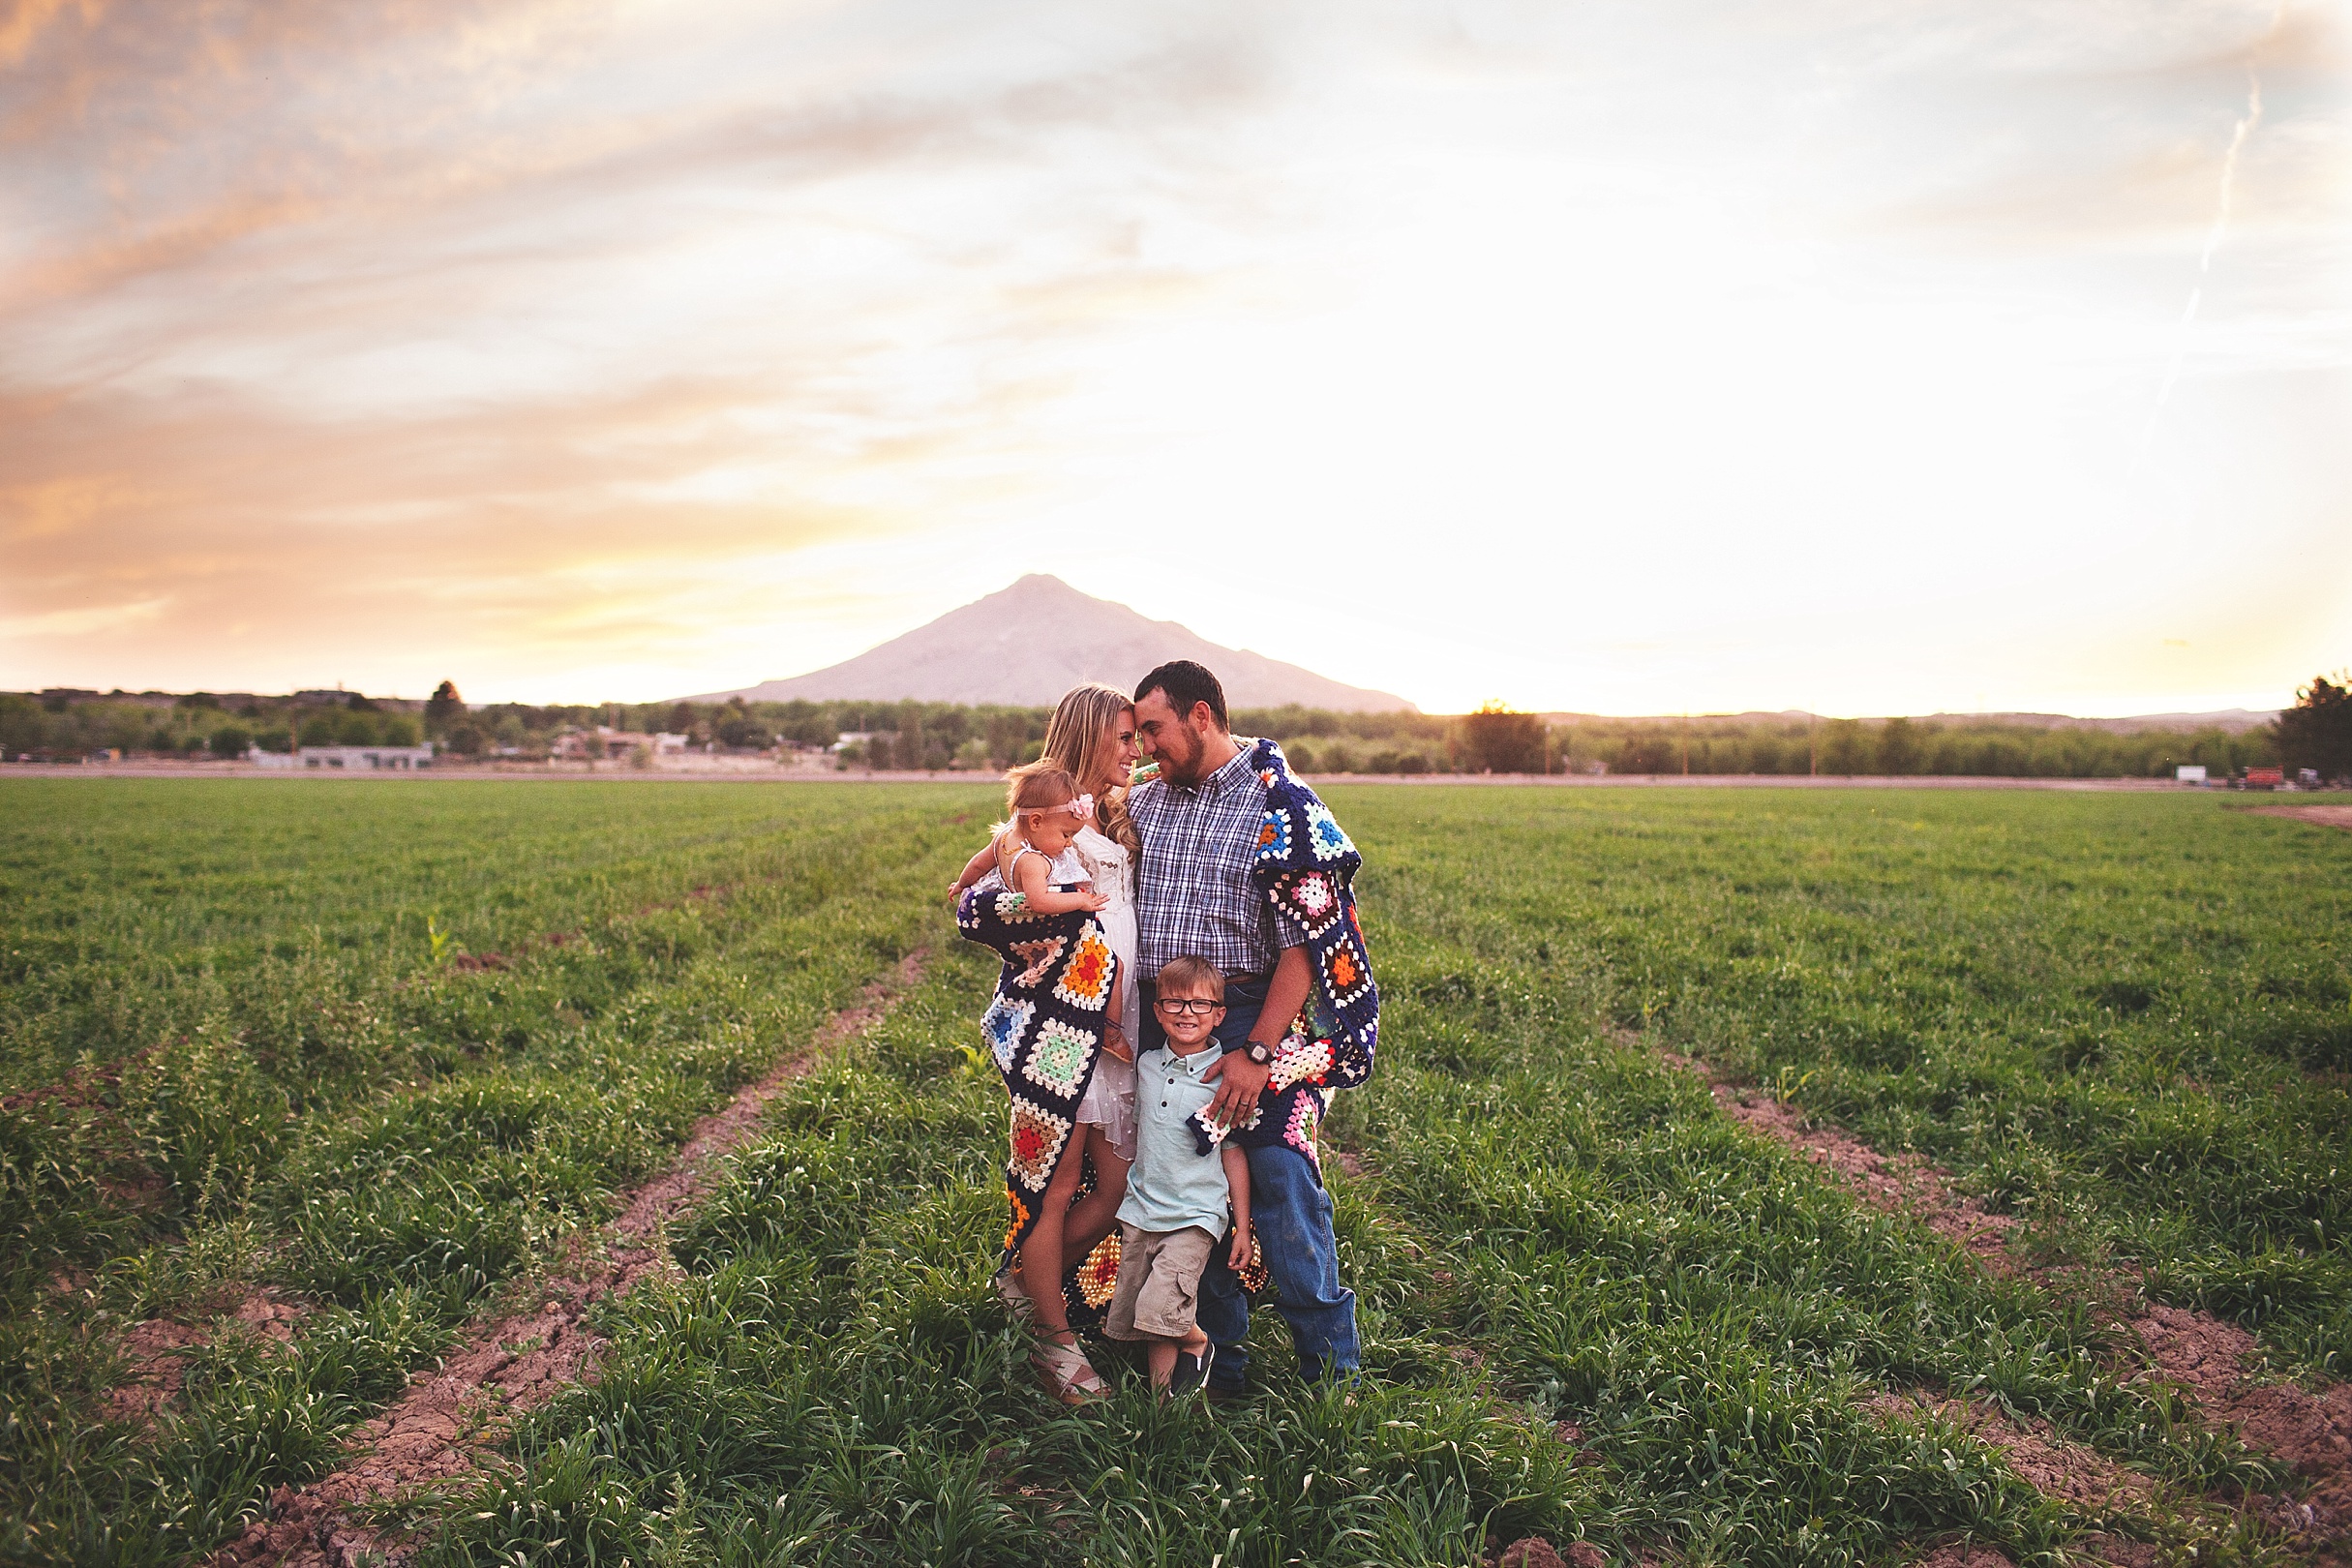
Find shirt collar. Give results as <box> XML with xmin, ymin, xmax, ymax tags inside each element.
<box><xmin>1154</xmin><ymin>1041</ymin><xmax>1225</xmax><ymax>1074</ymax></box>
<box><xmin>1179</xmin><ymin>739</ymin><xmax>1256</xmax><ymax>800</ymax></box>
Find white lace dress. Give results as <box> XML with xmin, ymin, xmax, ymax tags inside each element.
<box><xmin>1071</xmin><ymin>824</ymin><xmax>1139</xmax><ymax>1161</ymax></box>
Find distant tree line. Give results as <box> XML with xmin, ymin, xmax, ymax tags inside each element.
<box><xmin>8</xmin><ymin>671</ymin><xmax>2344</xmax><ymax>782</ymax></box>
<box><xmin>0</xmin><ymin>690</ymin><xmax>421</xmax><ymax>761</ymax></box>
<box><xmin>428</xmin><ymin>692</ymin><xmax>1056</xmax><ymax>769</ymax></box>
<box><xmin>1254</xmin><ymin>709</ymin><xmax>2289</xmax><ymax>779</ymax></box>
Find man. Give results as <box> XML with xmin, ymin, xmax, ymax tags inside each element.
<box><xmin>1128</xmin><ymin>658</ymin><xmax>1362</xmax><ymax>1392</ymax></box>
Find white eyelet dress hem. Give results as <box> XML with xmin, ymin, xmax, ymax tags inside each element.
<box><xmin>1070</xmin><ymin>825</ymin><xmax>1139</xmax><ymax>1162</ymax></box>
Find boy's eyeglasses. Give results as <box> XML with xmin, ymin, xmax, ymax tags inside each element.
<box><xmin>1154</xmin><ymin>998</ymin><xmax>1223</xmax><ymax>1016</ymax></box>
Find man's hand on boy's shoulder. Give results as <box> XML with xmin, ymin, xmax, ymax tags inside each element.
<box><xmin>1201</xmin><ymin>1049</ymin><xmax>1271</xmax><ymax>1127</ymax></box>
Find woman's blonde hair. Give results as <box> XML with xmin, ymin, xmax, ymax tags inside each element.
<box><xmin>1040</xmin><ymin>683</ymin><xmax>1141</xmax><ymax>858</ymax></box>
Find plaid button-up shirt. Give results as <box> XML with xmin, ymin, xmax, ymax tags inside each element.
<box><xmin>1130</xmin><ymin>739</ymin><xmax>1307</xmax><ymax>980</ymax></box>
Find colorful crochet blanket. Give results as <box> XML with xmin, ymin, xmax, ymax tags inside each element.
<box><xmin>954</xmin><ymin>882</ymin><xmax>1120</xmax><ymax>1267</ymax></box>
<box><xmin>1191</xmin><ymin>737</ymin><xmax>1381</xmax><ymax>1163</ymax></box>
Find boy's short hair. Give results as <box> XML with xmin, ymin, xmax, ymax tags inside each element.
<box><xmin>1155</xmin><ymin>954</ymin><xmax>1225</xmax><ymax>998</ymax></box>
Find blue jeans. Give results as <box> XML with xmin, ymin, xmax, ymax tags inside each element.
<box><xmin>1148</xmin><ymin>977</ymin><xmax>1360</xmax><ymax>1390</ymax></box>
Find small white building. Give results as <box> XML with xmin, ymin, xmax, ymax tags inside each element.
<box><xmin>2175</xmin><ymin>765</ymin><xmax>2208</xmax><ymax>785</ymax></box>
<box><xmin>270</xmin><ymin>744</ymin><xmax>435</xmax><ymax>770</ymax></box>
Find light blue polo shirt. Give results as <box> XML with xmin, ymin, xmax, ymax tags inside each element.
<box><xmin>1117</xmin><ymin>1042</ymin><xmax>1234</xmax><ymax>1237</ymax></box>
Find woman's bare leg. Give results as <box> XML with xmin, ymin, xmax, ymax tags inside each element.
<box><xmin>1017</xmin><ymin>1138</ymin><xmax>1092</xmax><ymax>1334</ymax></box>
<box><xmin>1059</xmin><ymin>1127</ymin><xmax>1130</xmax><ymax>1271</ymax></box>
<box><xmin>1016</xmin><ymin>1126</ymin><xmax>1130</xmax><ymax>1333</ymax></box>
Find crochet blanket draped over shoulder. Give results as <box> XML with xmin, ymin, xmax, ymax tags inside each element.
<box><xmin>1191</xmin><ymin>736</ymin><xmax>1381</xmax><ymax>1164</ymax></box>
<box><xmin>954</xmin><ymin>882</ymin><xmax>1120</xmax><ymax>1264</ymax></box>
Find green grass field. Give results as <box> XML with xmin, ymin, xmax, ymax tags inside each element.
<box><xmin>2</xmin><ymin>780</ymin><xmax>2344</xmax><ymax>1567</ymax></box>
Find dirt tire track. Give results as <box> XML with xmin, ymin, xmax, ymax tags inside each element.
<box><xmin>1867</xmin><ymin>1389</ymin><xmax>2156</xmax><ymax>1522</ymax></box>
<box><xmin>210</xmin><ymin>950</ymin><xmax>928</xmax><ymax>1568</ymax></box>
<box><xmin>2252</xmin><ymin>805</ymin><xmax>2352</xmax><ymax>832</ymax></box>
<box><xmin>1666</xmin><ymin>1052</ymin><xmax>2352</xmax><ymax>1556</ymax></box>
<box><xmin>1673</xmin><ymin>1064</ymin><xmax>2021</xmax><ymax>1266</ymax></box>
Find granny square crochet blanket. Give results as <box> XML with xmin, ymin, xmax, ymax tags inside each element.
<box><xmin>1190</xmin><ymin>736</ymin><xmax>1382</xmax><ymax>1165</ymax></box>
<box><xmin>954</xmin><ymin>882</ymin><xmax>1119</xmax><ymax>1265</ymax></box>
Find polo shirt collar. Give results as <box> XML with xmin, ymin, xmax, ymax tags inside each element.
<box><xmin>1152</xmin><ymin>1041</ymin><xmax>1225</xmax><ymax>1076</ymax></box>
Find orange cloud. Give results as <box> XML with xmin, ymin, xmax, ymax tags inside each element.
<box><xmin>0</xmin><ymin>373</ymin><xmax>939</xmax><ymax>690</ymax></box>
<box><xmin>0</xmin><ymin>0</ymin><xmax>105</xmax><ymax>67</ymax></box>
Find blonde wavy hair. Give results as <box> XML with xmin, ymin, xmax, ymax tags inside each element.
<box><xmin>1040</xmin><ymin>682</ymin><xmax>1142</xmax><ymax>859</ymax></box>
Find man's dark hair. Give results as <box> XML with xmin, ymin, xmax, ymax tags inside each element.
<box><xmin>1134</xmin><ymin>660</ymin><xmax>1227</xmax><ymax>731</ymax></box>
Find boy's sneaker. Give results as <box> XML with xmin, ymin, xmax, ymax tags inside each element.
<box><xmin>1169</xmin><ymin>1342</ymin><xmax>1216</xmax><ymax>1398</ymax></box>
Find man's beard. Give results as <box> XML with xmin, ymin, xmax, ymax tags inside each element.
<box><xmin>1155</xmin><ymin>722</ymin><xmax>1207</xmax><ymax>785</ymax></box>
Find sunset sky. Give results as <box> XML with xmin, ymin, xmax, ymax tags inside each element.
<box><xmin>4</xmin><ymin>0</ymin><xmax>2346</xmax><ymax>716</ymax></box>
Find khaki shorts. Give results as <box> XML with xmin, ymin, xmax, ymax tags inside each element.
<box><xmin>1102</xmin><ymin>1222</ymin><xmax>1218</xmax><ymax>1342</ymax></box>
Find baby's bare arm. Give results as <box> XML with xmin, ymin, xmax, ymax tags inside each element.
<box><xmin>1011</xmin><ymin>853</ymin><xmax>1108</xmax><ymax>914</ymax></box>
<box><xmin>947</xmin><ymin>840</ymin><xmax>996</xmax><ymax>899</ymax></box>
<box><xmin>1222</xmin><ymin>1144</ymin><xmax>1252</xmax><ymax>1270</ymax></box>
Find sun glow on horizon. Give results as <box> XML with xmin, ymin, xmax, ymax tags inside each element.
<box><xmin>3</xmin><ymin>0</ymin><xmax>2346</xmax><ymax>714</ymax></box>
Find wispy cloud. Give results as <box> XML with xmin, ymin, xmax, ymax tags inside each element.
<box><xmin>2</xmin><ymin>0</ymin><xmax>2345</xmax><ymax>709</ymax></box>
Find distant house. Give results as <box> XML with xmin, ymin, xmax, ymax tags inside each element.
<box><xmin>551</xmin><ymin>728</ymin><xmax>690</xmax><ymax>761</ymax></box>
<box><xmin>253</xmin><ymin>744</ymin><xmax>433</xmax><ymax>770</ymax></box>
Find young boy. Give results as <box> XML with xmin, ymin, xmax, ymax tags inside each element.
<box><xmin>1103</xmin><ymin>955</ymin><xmax>1252</xmax><ymax>1396</ymax></box>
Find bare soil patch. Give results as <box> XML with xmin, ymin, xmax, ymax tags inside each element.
<box><xmin>1665</xmin><ymin>1053</ymin><xmax>2352</xmax><ymax>1556</ymax></box>
<box><xmin>209</xmin><ymin>951</ymin><xmax>927</xmax><ymax>1568</ymax></box>
<box><xmin>1495</xmin><ymin>1536</ymin><xmax>1606</xmax><ymax>1568</ymax></box>
<box><xmin>107</xmin><ymin>1290</ymin><xmax>308</xmax><ymax>1427</ymax></box>
<box><xmin>1869</xmin><ymin>1391</ymin><xmax>2155</xmax><ymax>1516</ymax></box>
<box><xmin>2133</xmin><ymin>1305</ymin><xmax>2352</xmax><ymax>1542</ymax></box>
<box><xmin>1699</xmin><ymin>1075</ymin><xmax>2018</xmax><ymax>1267</ymax></box>
<box><xmin>1912</xmin><ymin>1548</ymin><xmax>2018</xmax><ymax>1568</ymax></box>
<box><xmin>2253</xmin><ymin>805</ymin><xmax>2352</xmax><ymax>832</ymax></box>
<box><xmin>106</xmin><ymin>1317</ymin><xmax>210</xmax><ymax>1424</ymax></box>
<box><xmin>1674</xmin><ymin>1053</ymin><xmax>2352</xmax><ymax>1560</ymax></box>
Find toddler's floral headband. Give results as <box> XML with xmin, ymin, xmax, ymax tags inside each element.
<box><xmin>1021</xmin><ymin>792</ymin><xmax>1093</xmax><ymax>822</ymax></box>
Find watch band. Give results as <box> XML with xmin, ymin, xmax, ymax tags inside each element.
<box><xmin>1245</xmin><ymin>1040</ymin><xmax>1274</xmax><ymax>1066</ymax></box>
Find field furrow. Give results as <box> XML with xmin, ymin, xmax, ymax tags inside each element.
<box><xmin>1</xmin><ymin>781</ymin><xmax>978</xmax><ymax>1566</ymax></box>
<box><xmin>4</xmin><ymin>781</ymin><xmax>2343</xmax><ymax>1567</ymax></box>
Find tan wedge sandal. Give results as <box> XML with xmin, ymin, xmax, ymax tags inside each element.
<box><xmin>995</xmin><ymin>1264</ymin><xmax>1036</xmax><ymax>1325</ymax></box>
<box><xmin>1030</xmin><ymin>1331</ymin><xmax>1106</xmax><ymax>1404</ymax></box>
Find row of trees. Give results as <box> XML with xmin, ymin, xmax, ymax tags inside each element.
<box><xmin>0</xmin><ymin>692</ymin><xmax>420</xmax><ymax>760</ymax></box>
<box><xmin>11</xmin><ymin>671</ymin><xmax>2343</xmax><ymax>781</ymax></box>
<box><xmin>427</xmin><ymin>689</ymin><xmax>1055</xmax><ymax>769</ymax></box>
<box><xmin>1252</xmin><ymin>705</ymin><xmax>2301</xmax><ymax>780</ymax></box>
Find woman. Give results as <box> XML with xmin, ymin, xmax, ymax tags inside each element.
<box><xmin>951</xmin><ymin>682</ymin><xmax>1142</xmax><ymax>1402</ymax></box>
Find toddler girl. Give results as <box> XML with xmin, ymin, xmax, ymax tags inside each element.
<box><xmin>983</xmin><ymin>762</ymin><xmax>1114</xmax><ymax>920</ymax></box>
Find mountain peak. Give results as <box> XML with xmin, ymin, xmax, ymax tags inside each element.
<box><xmin>678</xmin><ymin>578</ymin><xmax>1416</xmax><ymax>711</ymax></box>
